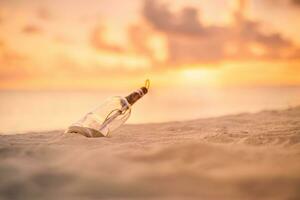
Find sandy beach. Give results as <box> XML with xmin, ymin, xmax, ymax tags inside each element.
<box><xmin>0</xmin><ymin>106</ymin><xmax>300</xmax><ymax>200</ymax></box>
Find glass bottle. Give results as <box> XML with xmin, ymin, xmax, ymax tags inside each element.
<box><xmin>65</xmin><ymin>80</ymin><xmax>149</xmax><ymax>137</ymax></box>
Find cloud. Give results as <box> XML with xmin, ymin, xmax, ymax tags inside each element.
<box><xmin>22</xmin><ymin>25</ymin><xmax>43</xmax><ymax>35</ymax></box>
<box><xmin>128</xmin><ymin>25</ymin><xmax>152</xmax><ymax>56</ymax></box>
<box><xmin>143</xmin><ymin>1</ymin><xmax>209</xmax><ymax>36</ymax></box>
<box><xmin>90</xmin><ymin>26</ymin><xmax>125</xmax><ymax>53</ymax></box>
<box><xmin>0</xmin><ymin>40</ymin><xmax>4</xmax><ymax>48</ymax></box>
<box><xmin>263</xmin><ymin>0</ymin><xmax>300</xmax><ymax>7</ymax></box>
<box><xmin>142</xmin><ymin>0</ymin><xmax>300</xmax><ymax>66</ymax></box>
<box><xmin>0</xmin><ymin>41</ymin><xmax>25</xmax><ymax>62</ymax></box>
<box><xmin>292</xmin><ymin>0</ymin><xmax>300</xmax><ymax>6</ymax></box>
<box><xmin>36</xmin><ymin>7</ymin><xmax>52</xmax><ymax>20</ymax></box>
<box><xmin>0</xmin><ymin>41</ymin><xmax>30</xmax><ymax>80</ymax></box>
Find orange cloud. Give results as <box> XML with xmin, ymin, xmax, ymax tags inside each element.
<box><xmin>0</xmin><ymin>42</ymin><xmax>26</xmax><ymax>64</ymax></box>
<box><xmin>0</xmin><ymin>50</ymin><xmax>30</xmax><ymax>81</ymax></box>
<box><xmin>128</xmin><ymin>25</ymin><xmax>153</xmax><ymax>57</ymax></box>
<box><xmin>127</xmin><ymin>24</ymin><xmax>167</xmax><ymax>64</ymax></box>
<box><xmin>90</xmin><ymin>26</ymin><xmax>125</xmax><ymax>53</ymax></box>
<box><xmin>22</xmin><ymin>25</ymin><xmax>43</xmax><ymax>35</ymax></box>
<box><xmin>36</xmin><ymin>7</ymin><xmax>52</xmax><ymax>20</ymax></box>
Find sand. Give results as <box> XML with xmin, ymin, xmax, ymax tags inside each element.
<box><xmin>0</xmin><ymin>107</ymin><xmax>300</xmax><ymax>200</ymax></box>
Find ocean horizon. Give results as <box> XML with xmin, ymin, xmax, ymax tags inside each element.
<box><xmin>1</xmin><ymin>86</ymin><xmax>300</xmax><ymax>134</ymax></box>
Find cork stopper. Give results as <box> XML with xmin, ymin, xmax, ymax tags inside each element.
<box><xmin>125</xmin><ymin>80</ymin><xmax>150</xmax><ymax>105</ymax></box>
<box><xmin>125</xmin><ymin>87</ymin><xmax>148</xmax><ymax>105</ymax></box>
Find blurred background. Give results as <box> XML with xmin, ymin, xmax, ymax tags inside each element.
<box><xmin>0</xmin><ymin>0</ymin><xmax>300</xmax><ymax>133</ymax></box>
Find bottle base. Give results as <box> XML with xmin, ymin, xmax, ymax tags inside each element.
<box><xmin>65</xmin><ymin>126</ymin><xmax>105</xmax><ymax>137</ymax></box>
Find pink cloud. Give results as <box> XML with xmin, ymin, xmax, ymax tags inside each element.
<box><xmin>142</xmin><ymin>0</ymin><xmax>300</xmax><ymax>65</ymax></box>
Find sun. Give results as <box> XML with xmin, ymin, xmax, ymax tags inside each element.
<box><xmin>179</xmin><ymin>68</ymin><xmax>219</xmax><ymax>87</ymax></box>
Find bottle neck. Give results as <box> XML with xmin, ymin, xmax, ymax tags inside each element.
<box><xmin>125</xmin><ymin>87</ymin><xmax>148</xmax><ymax>105</ymax></box>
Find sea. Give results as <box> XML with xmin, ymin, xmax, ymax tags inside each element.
<box><xmin>0</xmin><ymin>86</ymin><xmax>299</xmax><ymax>134</ymax></box>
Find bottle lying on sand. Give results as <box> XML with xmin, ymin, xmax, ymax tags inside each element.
<box><xmin>65</xmin><ymin>80</ymin><xmax>150</xmax><ymax>137</ymax></box>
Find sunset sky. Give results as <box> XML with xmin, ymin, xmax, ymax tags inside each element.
<box><xmin>0</xmin><ymin>0</ymin><xmax>300</xmax><ymax>90</ymax></box>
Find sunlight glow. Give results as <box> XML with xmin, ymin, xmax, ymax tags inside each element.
<box><xmin>180</xmin><ymin>68</ymin><xmax>220</xmax><ymax>87</ymax></box>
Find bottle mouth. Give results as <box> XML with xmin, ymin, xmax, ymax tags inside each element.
<box><xmin>125</xmin><ymin>79</ymin><xmax>150</xmax><ymax>105</ymax></box>
<box><xmin>125</xmin><ymin>87</ymin><xmax>148</xmax><ymax>105</ymax></box>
